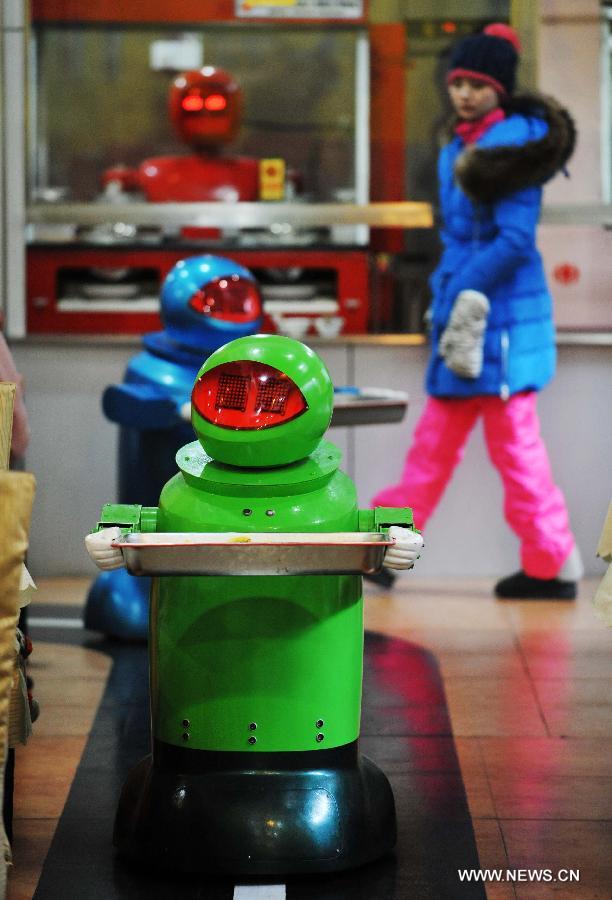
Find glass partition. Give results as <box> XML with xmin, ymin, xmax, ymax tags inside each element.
<box><xmin>30</xmin><ymin>25</ymin><xmax>362</xmax><ymax>204</ymax></box>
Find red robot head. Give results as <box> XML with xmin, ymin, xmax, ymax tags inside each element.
<box><xmin>169</xmin><ymin>67</ymin><xmax>242</xmax><ymax>149</ymax></box>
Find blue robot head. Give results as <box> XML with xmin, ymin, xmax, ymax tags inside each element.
<box><xmin>161</xmin><ymin>255</ymin><xmax>263</xmax><ymax>351</ymax></box>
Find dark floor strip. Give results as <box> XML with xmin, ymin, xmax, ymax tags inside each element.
<box><xmin>27</xmin><ymin>603</ymin><xmax>83</xmax><ymax>622</ymax></box>
<box><xmin>29</xmin><ymin>627</ymin><xmax>484</xmax><ymax>899</ymax></box>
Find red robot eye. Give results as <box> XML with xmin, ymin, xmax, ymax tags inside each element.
<box><xmin>204</xmin><ymin>93</ymin><xmax>227</xmax><ymax>112</ymax></box>
<box><xmin>180</xmin><ymin>92</ymin><xmax>228</xmax><ymax>113</ymax></box>
<box><xmin>181</xmin><ymin>94</ymin><xmax>205</xmax><ymax>112</ymax></box>
<box><xmin>188</xmin><ymin>275</ymin><xmax>262</xmax><ymax>323</ymax></box>
<box><xmin>192</xmin><ymin>361</ymin><xmax>308</xmax><ymax>430</ymax></box>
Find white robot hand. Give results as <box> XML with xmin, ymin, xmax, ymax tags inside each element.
<box><xmin>85</xmin><ymin>526</ymin><xmax>125</xmax><ymax>571</ymax></box>
<box><xmin>384</xmin><ymin>526</ymin><xmax>424</xmax><ymax>571</ymax></box>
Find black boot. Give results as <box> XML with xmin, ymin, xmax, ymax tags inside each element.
<box><xmin>363</xmin><ymin>567</ymin><xmax>396</xmax><ymax>589</ymax></box>
<box><xmin>494</xmin><ymin>570</ymin><xmax>576</xmax><ymax>600</ymax></box>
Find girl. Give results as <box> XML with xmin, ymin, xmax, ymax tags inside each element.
<box><xmin>372</xmin><ymin>24</ymin><xmax>582</xmax><ymax>599</ymax></box>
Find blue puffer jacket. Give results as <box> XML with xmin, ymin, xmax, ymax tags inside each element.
<box><xmin>426</xmin><ymin>94</ymin><xmax>575</xmax><ymax>399</ymax></box>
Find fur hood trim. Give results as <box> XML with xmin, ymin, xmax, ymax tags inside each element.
<box><xmin>451</xmin><ymin>92</ymin><xmax>577</xmax><ymax>203</ymax></box>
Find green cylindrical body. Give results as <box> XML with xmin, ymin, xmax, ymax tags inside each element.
<box><xmin>151</xmin><ymin>438</ymin><xmax>363</xmax><ymax>753</ymax></box>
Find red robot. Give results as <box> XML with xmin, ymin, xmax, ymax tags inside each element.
<box><xmin>102</xmin><ymin>67</ymin><xmax>261</xmax><ymax>205</ymax></box>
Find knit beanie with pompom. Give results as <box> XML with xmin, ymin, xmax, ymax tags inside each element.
<box><xmin>446</xmin><ymin>23</ymin><xmax>521</xmax><ymax>97</ymax></box>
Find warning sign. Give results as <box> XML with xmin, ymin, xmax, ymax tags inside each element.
<box><xmin>259</xmin><ymin>159</ymin><xmax>286</xmax><ymax>201</ymax></box>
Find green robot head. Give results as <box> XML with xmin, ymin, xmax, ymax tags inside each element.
<box><xmin>191</xmin><ymin>334</ymin><xmax>334</xmax><ymax>467</ymax></box>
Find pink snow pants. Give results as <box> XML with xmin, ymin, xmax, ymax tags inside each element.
<box><xmin>372</xmin><ymin>392</ymin><xmax>575</xmax><ymax>579</ymax></box>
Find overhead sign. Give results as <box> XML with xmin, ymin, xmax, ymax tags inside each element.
<box><xmin>236</xmin><ymin>0</ymin><xmax>364</xmax><ymax>19</ymax></box>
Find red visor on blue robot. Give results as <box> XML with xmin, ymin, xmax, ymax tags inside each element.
<box><xmin>192</xmin><ymin>361</ymin><xmax>308</xmax><ymax>430</ymax></box>
<box><xmin>188</xmin><ymin>275</ymin><xmax>261</xmax><ymax>323</ymax></box>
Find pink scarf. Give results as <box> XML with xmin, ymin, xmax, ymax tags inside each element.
<box><xmin>455</xmin><ymin>107</ymin><xmax>505</xmax><ymax>144</ymax></box>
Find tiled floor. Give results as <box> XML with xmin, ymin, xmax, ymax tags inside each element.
<box><xmin>6</xmin><ymin>574</ymin><xmax>612</xmax><ymax>899</ymax></box>
<box><xmin>365</xmin><ymin>574</ymin><xmax>612</xmax><ymax>899</ymax></box>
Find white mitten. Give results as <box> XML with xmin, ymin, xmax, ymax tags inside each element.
<box><xmin>439</xmin><ymin>290</ymin><xmax>490</xmax><ymax>378</ymax></box>
<box><xmin>384</xmin><ymin>526</ymin><xmax>424</xmax><ymax>571</ymax></box>
<box><xmin>85</xmin><ymin>526</ymin><xmax>125</xmax><ymax>571</ymax></box>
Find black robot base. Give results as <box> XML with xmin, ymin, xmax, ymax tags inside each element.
<box><xmin>113</xmin><ymin>740</ymin><xmax>397</xmax><ymax>875</ymax></box>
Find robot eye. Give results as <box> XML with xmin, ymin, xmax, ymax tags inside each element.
<box><xmin>181</xmin><ymin>93</ymin><xmax>205</xmax><ymax>112</ymax></box>
<box><xmin>192</xmin><ymin>361</ymin><xmax>308</xmax><ymax>430</ymax></box>
<box><xmin>203</xmin><ymin>93</ymin><xmax>227</xmax><ymax>112</ymax></box>
<box><xmin>255</xmin><ymin>377</ymin><xmax>291</xmax><ymax>415</ymax></box>
<box><xmin>181</xmin><ymin>91</ymin><xmax>228</xmax><ymax>113</ymax></box>
<box><xmin>216</xmin><ymin>373</ymin><xmax>249</xmax><ymax>412</ymax></box>
<box><xmin>188</xmin><ymin>276</ymin><xmax>262</xmax><ymax>323</ymax></box>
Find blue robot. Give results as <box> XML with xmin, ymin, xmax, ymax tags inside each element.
<box><xmin>84</xmin><ymin>255</ymin><xmax>263</xmax><ymax>639</ymax></box>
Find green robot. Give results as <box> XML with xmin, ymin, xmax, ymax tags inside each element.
<box><xmin>86</xmin><ymin>335</ymin><xmax>422</xmax><ymax>875</ymax></box>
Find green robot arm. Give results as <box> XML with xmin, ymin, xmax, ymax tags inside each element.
<box><xmin>96</xmin><ymin>503</ymin><xmax>158</xmax><ymax>534</ymax></box>
<box><xmin>358</xmin><ymin>506</ymin><xmax>415</xmax><ymax>533</ymax></box>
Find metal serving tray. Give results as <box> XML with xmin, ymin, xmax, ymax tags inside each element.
<box><xmin>113</xmin><ymin>532</ymin><xmax>392</xmax><ymax>577</ymax></box>
<box><xmin>331</xmin><ymin>387</ymin><xmax>408</xmax><ymax>427</ymax></box>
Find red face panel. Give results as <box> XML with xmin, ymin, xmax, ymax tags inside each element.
<box><xmin>188</xmin><ymin>275</ymin><xmax>262</xmax><ymax>323</ymax></box>
<box><xmin>192</xmin><ymin>361</ymin><xmax>308</xmax><ymax>430</ymax></box>
<box><xmin>170</xmin><ymin>68</ymin><xmax>241</xmax><ymax>148</ymax></box>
